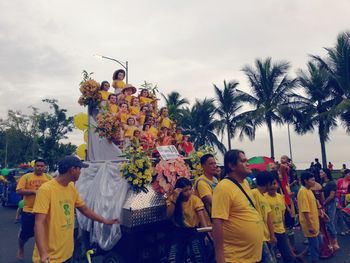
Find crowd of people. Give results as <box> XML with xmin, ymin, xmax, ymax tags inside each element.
<box><xmin>166</xmin><ymin>152</ymin><xmax>350</xmax><ymax>263</ymax></box>
<box><xmin>11</xmin><ymin>150</ymin><xmax>350</xmax><ymax>263</ymax></box>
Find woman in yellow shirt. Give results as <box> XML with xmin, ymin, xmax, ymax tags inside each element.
<box><xmin>166</xmin><ymin>177</ymin><xmax>208</xmax><ymax>263</ymax></box>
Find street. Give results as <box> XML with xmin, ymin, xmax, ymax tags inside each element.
<box><xmin>0</xmin><ymin>205</ymin><xmax>349</xmax><ymax>263</ymax></box>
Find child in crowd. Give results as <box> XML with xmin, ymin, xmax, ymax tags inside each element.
<box><xmin>298</xmin><ymin>172</ymin><xmax>321</xmax><ymax>263</ymax></box>
<box><xmin>167</xmin><ymin>177</ymin><xmax>208</xmax><ymax>263</ymax></box>
<box><xmin>124</xmin><ymin>117</ymin><xmax>138</xmax><ymax>146</ymax></box>
<box><xmin>116</xmin><ymin>102</ymin><xmax>130</xmax><ymax>124</ymax></box>
<box><xmin>141</xmin><ymin>123</ymin><xmax>155</xmax><ymax>150</ymax></box>
<box><xmin>251</xmin><ymin>172</ymin><xmax>277</xmax><ymax>263</ymax></box>
<box><xmin>158</xmin><ymin>107</ymin><xmax>173</xmax><ymax>129</ymax></box>
<box><xmin>107</xmin><ymin>94</ymin><xmax>119</xmax><ymax>114</ymax></box>
<box><xmin>130</xmin><ymin>97</ymin><xmax>140</xmax><ymax>118</ymax></box>
<box><xmin>139</xmin><ymin>88</ymin><xmax>156</xmax><ymax>106</ymax></box>
<box><xmin>131</xmin><ymin>129</ymin><xmax>141</xmax><ymax>148</ymax></box>
<box><xmin>112</xmin><ymin>69</ymin><xmax>126</xmax><ymax>94</ymax></box>
<box><xmin>158</xmin><ymin>127</ymin><xmax>173</xmax><ymax>146</ymax></box>
<box><xmin>265</xmin><ymin>172</ymin><xmax>299</xmax><ymax>263</ymax></box>
<box><xmin>180</xmin><ymin>135</ymin><xmax>193</xmax><ymax>156</ymax></box>
<box><xmin>174</xmin><ymin>128</ymin><xmax>183</xmax><ymax>146</ymax></box>
<box><xmin>118</xmin><ymin>85</ymin><xmax>137</xmax><ymax>106</ymax></box>
<box><xmin>137</xmin><ymin>105</ymin><xmax>148</xmax><ymax>128</ymax></box>
<box><xmin>99</xmin><ymin>81</ymin><xmax>111</xmax><ymax>101</ymax></box>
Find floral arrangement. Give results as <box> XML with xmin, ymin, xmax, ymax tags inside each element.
<box><xmin>120</xmin><ymin>147</ymin><xmax>153</xmax><ymax>193</ymax></box>
<box><xmin>78</xmin><ymin>71</ymin><xmax>101</xmax><ymax>108</ymax></box>
<box><xmin>95</xmin><ymin>111</ymin><xmax>121</xmax><ymax>141</ymax></box>
<box><xmin>188</xmin><ymin>145</ymin><xmax>217</xmax><ymax>179</ymax></box>
<box><xmin>152</xmin><ymin>157</ymin><xmax>191</xmax><ymax>194</ymax></box>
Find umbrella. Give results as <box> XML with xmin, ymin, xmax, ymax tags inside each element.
<box><xmin>248</xmin><ymin>156</ymin><xmax>275</xmax><ymax>172</ymax></box>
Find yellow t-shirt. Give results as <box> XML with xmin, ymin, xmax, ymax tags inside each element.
<box><xmin>16</xmin><ymin>173</ymin><xmax>52</xmax><ymax>213</ymax></box>
<box><xmin>149</xmin><ymin>126</ymin><xmax>158</xmax><ymax>138</ymax></box>
<box><xmin>195</xmin><ymin>175</ymin><xmax>217</xmax><ymax>199</ymax></box>
<box><xmin>139</xmin><ymin>114</ymin><xmax>146</xmax><ymax>126</ymax></box>
<box><xmin>265</xmin><ymin>193</ymin><xmax>286</xmax><ymax>234</ymax></box>
<box><xmin>112</xmin><ymin>80</ymin><xmax>125</xmax><ymax>90</ymax></box>
<box><xmin>139</xmin><ymin>96</ymin><xmax>153</xmax><ymax>105</ymax></box>
<box><xmin>175</xmin><ymin>133</ymin><xmax>183</xmax><ymax>143</ymax></box>
<box><xmin>99</xmin><ymin>90</ymin><xmax>111</xmax><ymax>101</ymax></box>
<box><xmin>109</xmin><ymin>104</ymin><xmax>118</xmax><ymax>114</ymax></box>
<box><xmin>119</xmin><ymin>112</ymin><xmax>130</xmax><ymax>124</ymax></box>
<box><xmin>297</xmin><ymin>186</ymin><xmax>320</xmax><ymax>237</ymax></box>
<box><xmin>124</xmin><ymin>126</ymin><xmax>137</xmax><ymax>138</ymax></box>
<box><xmin>251</xmin><ymin>189</ymin><xmax>272</xmax><ymax>241</ymax></box>
<box><xmin>130</xmin><ymin>106</ymin><xmax>140</xmax><ymax>116</ymax></box>
<box><xmin>160</xmin><ymin>117</ymin><xmax>172</xmax><ymax>129</ymax></box>
<box><xmin>212</xmin><ymin>179</ymin><xmax>264</xmax><ymax>263</ymax></box>
<box><xmin>167</xmin><ymin>194</ymin><xmax>204</xmax><ymax>228</ymax></box>
<box><xmin>32</xmin><ymin>180</ymin><xmax>85</xmax><ymax>263</ymax></box>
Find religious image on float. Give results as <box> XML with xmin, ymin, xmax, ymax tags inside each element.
<box><xmin>78</xmin><ymin>68</ymin><xmax>194</xmax><ymax>157</ymax></box>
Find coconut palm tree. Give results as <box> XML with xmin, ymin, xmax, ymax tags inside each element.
<box><xmin>161</xmin><ymin>91</ymin><xmax>189</xmax><ymax>123</ymax></box>
<box><xmin>312</xmin><ymin>31</ymin><xmax>350</xmax><ymax>132</ymax></box>
<box><xmin>178</xmin><ymin>98</ymin><xmax>226</xmax><ymax>154</ymax></box>
<box><xmin>239</xmin><ymin>58</ymin><xmax>296</xmax><ymax>159</ymax></box>
<box><xmin>291</xmin><ymin>61</ymin><xmax>338</xmax><ymax>168</ymax></box>
<box><xmin>213</xmin><ymin>80</ymin><xmax>255</xmax><ymax>150</ymax></box>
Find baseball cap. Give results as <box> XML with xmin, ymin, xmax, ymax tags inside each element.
<box><xmin>58</xmin><ymin>156</ymin><xmax>89</xmax><ymax>174</ymax></box>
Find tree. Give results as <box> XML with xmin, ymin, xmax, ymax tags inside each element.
<box><xmin>36</xmin><ymin>99</ymin><xmax>75</xmax><ymax>170</ymax></box>
<box><xmin>313</xmin><ymin>31</ymin><xmax>350</xmax><ymax>132</ymax></box>
<box><xmin>161</xmin><ymin>91</ymin><xmax>189</xmax><ymax>123</ymax></box>
<box><xmin>178</xmin><ymin>99</ymin><xmax>226</xmax><ymax>154</ymax></box>
<box><xmin>291</xmin><ymin>61</ymin><xmax>337</xmax><ymax>168</ymax></box>
<box><xmin>213</xmin><ymin>80</ymin><xmax>255</xmax><ymax>150</ymax></box>
<box><xmin>239</xmin><ymin>58</ymin><xmax>296</xmax><ymax>159</ymax></box>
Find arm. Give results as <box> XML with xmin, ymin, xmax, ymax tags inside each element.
<box><xmin>212</xmin><ymin>218</ymin><xmax>225</xmax><ymax>263</ymax></box>
<box><xmin>35</xmin><ymin>213</ymin><xmax>50</xmax><ymax>263</ymax></box>
<box><xmin>196</xmin><ymin>210</ymin><xmax>208</xmax><ymax>227</ymax></box>
<box><xmin>17</xmin><ymin>189</ymin><xmax>36</xmax><ymax>196</ymax></box>
<box><xmin>267</xmin><ymin>212</ymin><xmax>276</xmax><ymax>245</ymax></box>
<box><xmin>166</xmin><ymin>189</ymin><xmax>181</xmax><ymax>218</ymax></box>
<box><xmin>324</xmin><ymin>191</ymin><xmax>336</xmax><ymax>206</ymax></box>
<box><xmin>202</xmin><ymin>195</ymin><xmax>212</xmax><ymax>215</ymax></box>
<box><xmin>77</xmin><ymin>205</ymin><xmax>119</xmax><ymax>225</ymax></box>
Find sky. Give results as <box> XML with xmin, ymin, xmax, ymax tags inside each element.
<box><xmin>0</xmin><ymin>0</ymin><xmax>349</xmax><ymax>168</ymax></box>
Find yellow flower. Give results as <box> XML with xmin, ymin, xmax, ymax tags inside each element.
<box><xmin>197</xmin><ymin>151</ymin><xmax>204</xmax><ymax>158</ymax></box>
<box><xmin>133</xmin><ymin>179</ymin><xmax>139</xmax><ymax>185</ymax></box>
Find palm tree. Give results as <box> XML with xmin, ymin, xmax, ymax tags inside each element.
<box><xmin>161</xmin><ymin>91</ymin><xmax>189</xmax><ymax>123</ymax></box>
<box><xmin>213</xmin><ymin>80</ymin><xmax>255</xmax><ymax>150</ymax></box>
<box><xmin>291</xmin><ymin>61</ymin><xmax>338</xmax><ymax>168</ymax></box>
<box><xmin>239</xmin><ymin>58</ymin><xmax>296</xmax><ymax>159</ymax></box>
<box><xmin>178</xmin><ymin>99</ymin><xmax>226</xmax><ymax>154</ymax></box>
<box><xmin>312</xmin><ymin>31</ymin><xmax>350</xmax><ymax>132</ymax></box>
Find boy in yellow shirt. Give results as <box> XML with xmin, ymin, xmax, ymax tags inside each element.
<box><xmin>298</xmin><ymin>172</ymin><xmax>320</xmax><ymax>263</ymax></box>
<box><xmin>265</xmin><ymin>172</ymin><xmax>299</xmax><ymax>263</ymax></box>
<box><xmin>251</xmin><ymin>172</ymin><xmax>277</xmax><ymax>262</ymax></box>
<box><xmin>166</xmin><ymin>177</ymin><xmax>208</xmax><ymax>262</ymax></box>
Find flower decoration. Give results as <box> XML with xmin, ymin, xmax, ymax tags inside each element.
<box><xmin>188</xmin><ymin>145</ymin><xmax>217</xmax><ymax>179</ymax></box>
<box><xmin>78</xmin><ymin>79</ymin><xmax>101</xmax><ymax>108</ymax></box>
<box><xmin>95</xmin><ymin>111</ymin><xmax>121</xmax><ymax>141</ymax></box>
<box><xmin>152</xmin><ymin>157</ymin><xmax>190</xmax><ymax>194</ymax></box>
<box><xmin>120</xmin><ymin>146</ymin><xmax>153</xmax><ymax>193</ymax></box>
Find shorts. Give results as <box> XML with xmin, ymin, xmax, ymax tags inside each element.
<box><xmin>19</xmin><ymin>212</ymin><xmax>35</xmax><ymax>240</ymax></box>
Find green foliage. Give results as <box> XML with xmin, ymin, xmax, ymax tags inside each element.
<box><xmin>161</xmin><ymin>91</ymin><xmax>189</xmax><ymax>123</ymax></box>
<box><xmin>140</xmin><ymin>80</ymin><xmax>159</xmax><ymax>96</ymax></box>
<box><xmin>0</xmin><ymin>100</ymin><xmax>76</xmax><ymax>170</ymax></box>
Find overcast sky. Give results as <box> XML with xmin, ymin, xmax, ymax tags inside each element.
<box><xmin>1</xmin><ymin>0</ymin><xmax>349</xmax><ymax>168</ymax></box>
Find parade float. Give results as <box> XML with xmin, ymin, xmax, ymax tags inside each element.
<box><xmin>73</xmin><ymin>70</ymin><xmax>214</xmax><ymax>263</ymax></box>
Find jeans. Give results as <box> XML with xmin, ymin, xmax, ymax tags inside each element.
<box><xmin>325</xmin><ymin>200</ymin><xmax>337</xmax><ymax>238</ymax></box>
<box><xmin>308</xmin><ymin>235</ymin><xmax>321</xmax><ymax>261</ymax></box>
<box><xmin>275</xmin><ymin>233</ymin><xmax>296</xmax><ymax>263</ymax></box>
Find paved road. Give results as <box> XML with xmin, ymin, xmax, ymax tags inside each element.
<box><xmin>1</xmin><ymin>205</ymin><xmax>349</xmax><ymax>263</ymax></box>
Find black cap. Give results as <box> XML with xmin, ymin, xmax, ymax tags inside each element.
<box><xmin>58</xmin><ymin>156</ymin><xmax>89</xmax><ymax>174</ymax></box>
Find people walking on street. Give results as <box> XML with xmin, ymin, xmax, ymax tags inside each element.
<box><xmin>15</xmin><ymin>159</ymin><xmax>52</xmax><ymax>260</ymax></box>
<box><xmin>212</xmin><ymin>149</ymin><xmax>264</xmax><ymax>263</ymax></box>
<box><xmin>32</xmin><ymin>156</ymin><xmax>119</xmax><ymax>263</ymax></box>
<box><xmin>298</xmin><ymin>172</ymin><xmax>321</xmax><ymax>263</ymax></box>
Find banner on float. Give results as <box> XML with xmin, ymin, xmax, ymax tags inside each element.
<box><xmin>157</xmin><ymin>145</ymin><xmax>180</xmax><ymax>160</ymax></box>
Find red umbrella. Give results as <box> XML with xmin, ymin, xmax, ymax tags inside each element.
<box><xmin>248</xmin><ymin>156</ymin><xmax>275</xmax><ymax>172</ymax></box>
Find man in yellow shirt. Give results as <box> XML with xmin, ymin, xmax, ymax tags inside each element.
<box><xmin>298</xmin><ymin>171</ymin><xmax>320</xmax><ymax>263</ymax></box>
<box><xmin>32</xmin><ymin>156</ymin><xmax>119</xmax><ymax>263</ymax></box>
<box><xmin>212</xmin><ymin>149</ymin><xmax>264</xmax><ymax>263</ymax></box>
<box><xmin>251</xmin><ymin>172</ymin><xmax>276</xmax><ymax>262</ymax></box>
<box><xmin>15</xmin><ymin>159</ymin><xmax>52</xmax><ymax>260</ymax></box>
<box><xmin>195</xmin><ymin>153</ymin><xmax>218</xmax><ymax>217</ymax></box>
